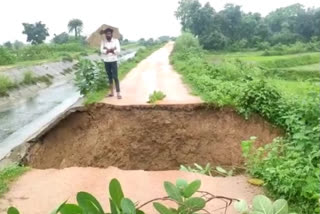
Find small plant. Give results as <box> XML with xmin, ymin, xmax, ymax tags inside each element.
<box><xmin>180</xmin><ymin>163</ymin><xmax>234</xmax><ymax>177</ymax></box>
<box><xmin>180</xmin><ymin>163</ymin><xmax>213</xmax><ymax>176</ymax></box>
<box><xmin>0</xmin><ymin>75</ymin><xmax>16</xmax><ymax>96</ymax></box>
<box><xmin>0</xmin><ymin>165</ymin><xmax>29</xmax><ymax>196</ymax></box>
<box><xmin>61</xmin><ymin>53</ymin><xmax>73</xmax><ymax>62</ymax></box>
<box><xmin>234</xmin><ymin>195</ymin><xmax>295</xmax><ymax>214</ymax></box>
<box><xmin>74</xmin><ymin>59</ymin><xmax>107</xmax><ymax>95</ymax></box>
<box><xmin>148</xmin><ymin>90</ymin><xmax>166</xmax><ymax>104</ymax></box>
<box><xmin>22</xmin><ymin>71</ymin><xmax>37</xmax><ymax>85</ymax></box>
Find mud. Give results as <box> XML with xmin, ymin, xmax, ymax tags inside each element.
<box><xmin>23</xmin><ymin>103</ymin><xmax>281</xmax><ymax>170</ymax></box>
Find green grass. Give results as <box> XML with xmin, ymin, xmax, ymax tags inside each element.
<box><xmin>283</xmin><ymin>63</ymin><xmax>319</xmax><ymax>72</ymax></box>
<box><xmin>269</xmin><ymin>79</ymin><xmax>319</xmax><ymax>99</ymax></box>
<box><xmin>0</xmin><ymin>165</ymin><xmax>29</xmax><ymax>196</ymax></box>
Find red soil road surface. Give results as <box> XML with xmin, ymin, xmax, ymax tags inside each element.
<box><xmin>0</xmin><ymin>167</ymin><xmax>261</xmax><ymax>214</ymax></box>
<box><xmin>101</xmin><ymin>42</ymin><xmax>202</xmax><ymax>105</ymax></box>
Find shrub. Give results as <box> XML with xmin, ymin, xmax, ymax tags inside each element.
<box><xmin>0</xmin><ymin>47</ymin><xmax>16</xmax><ymax>65</ymax></box>
<box><xmin>61</xmin><ymin>53</ymin><xmax>73</xmax><ymax>62</ymax></box>
<box><xmin>0</xmin><ymin>75</ymin><xmax>16</xmax><ymax>96</ymax></box>
<box><xmin>22</xmin><ymin>71</ymin><xmax>37</xmax><ymax>85</ymax></box>
<box><xmin>74</xmin><ymin>59</ymin><xmax>107</xmax><ymax>95</ymax></box>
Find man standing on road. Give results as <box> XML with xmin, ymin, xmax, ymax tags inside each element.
<box><xmin>100</xmin><ymin>28</ymin><xmax>122</xmax><ymax>99</ymax></box>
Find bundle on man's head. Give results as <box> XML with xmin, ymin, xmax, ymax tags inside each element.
<box><xmin>100</xmin><ymin>28</ymin><xmax>114</xmax><ymax>35</ymax></box>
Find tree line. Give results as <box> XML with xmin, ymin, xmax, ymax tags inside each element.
<box><xmin>175</xmin><ymin>0</ymin><xmax>320</xmax><ymax>50</ymax></box>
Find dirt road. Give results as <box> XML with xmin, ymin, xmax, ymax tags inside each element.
<box><xmin>102</xmin><ymin>42</ymin><xmax>202</xmax><ymax>105</ymax></box>
<box><xmin>0</xmin><ymin>167</ymin><xmax>261</xmax><ymax>214</ymax></box>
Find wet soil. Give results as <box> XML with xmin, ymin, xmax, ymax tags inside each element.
<box><xmin>24</xmin><ymin>104</ymin><xmax>281</xmax><ymax>169</ymax></box>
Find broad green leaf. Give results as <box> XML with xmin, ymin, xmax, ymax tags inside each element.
<box><xmin>76</xmin><ymin>192</ymin><xmax>105</xmax><ymax>214</ymax></box>
<box><xmin>7</xmin><ymin>207</ymin><xmax>19</xmax><ymax>214</ymax></box>
<box><xmin>164</xmin><ymin>181</ymin><xmax>183</xmax><ymax>203</ymax></box>
<box><xmin>59</xmin><ymin>204</ymin><xmax>83</xmax><ymax>214</ymax></box>
<box><xmin>273</xmin><ymin>199</ymin><xmax>288</xmax><ymax>214</ymax></box>
<box><xmin>136</xmin><ymin>210</ymin><xmax>145</xmax><ymax>214</ymax></box>
<box><xmin>234</xmin><ymin>200</ymin><xmax>249</xmax><ymax>213</ymax></box>
<box><xmin>110</xmin><ymin>199</ymin><xmax>120</xmax><ymax>214</ymax></box>
<box><xmin>109</xmin><ymin>179</ymin><xmax>125</xmax><ymax>208</ymax></box>
<box><xmin>183</xmin><ymin>180</ymin><xmax>201</xmax><ymax>198</ymax></box>
<box><xmin>120</xmin><ymin>198</ymin><xmax>136</xmax><ymax>214</ymax></box>
<box><xmin>252</xmin><ymin>195</ymin><xmax>273</xmax><ymax>214</ymax></box>
<box><xmin>153</xmin><ymin>202</ymin><xmax>172</xmax><ymax>214</ymax></box>
<box><xmin>182</xmin><ymin>197</ymin><xmax>206</xmax><ymax>212</ymax></box>
<box><xmin>50</xmin><ymin>200</ymin><xmax>68</xmax><ymax>214</ymax></box>
<box><xmin>176</xmin><ymin>179</ymin><xmax>188</xmax><ymax>192</ymax></box>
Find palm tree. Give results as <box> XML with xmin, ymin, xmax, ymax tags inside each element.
<box><xmin>68</xmin><ymin>19</ymin><xmax>83</xmax><ymax>38</ymax></box>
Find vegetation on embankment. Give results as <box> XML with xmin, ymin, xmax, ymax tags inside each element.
<box><xmin>0</xmin><ymin>71</ymin><xmax>54</xmax><ymax>97</ymax></box>
<box><xmin>170</xmin><ymin>33</ymin><xmax>320</xmax><ymax>213</ymax></box>
<box><xmin>0</xmin><ymin>42</ymin><xmax>93</xmax><ymax>67</ymax></box>
<box><xmin>75</xmin><ymin>43</ymin><xmax>165</xmax><ymax>105</ymax></box>
<box><xmin>0</xmin><ymin>165</ymin><xmax>28</xmax><ymax>196</ymax></box>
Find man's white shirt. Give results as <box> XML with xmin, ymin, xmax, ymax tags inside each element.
<box><xmin>100</xmin><ymin>38</ymin><xmax>121</xmax><ymax>62</ymax></box>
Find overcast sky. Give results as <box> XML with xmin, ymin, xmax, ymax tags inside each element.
<box><xmin>1</xmin><ymin>0</ymin><xmax>320</xmax><ymax>44</ymax></box>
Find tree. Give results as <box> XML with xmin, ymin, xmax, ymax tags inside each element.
<box><xmin>22</xmin><ymin>22</ymin><xmax>49</xmax><ymax>45</ymax></box>
<box><xmin>13</xmin><ymin>40</ymin><xmax>24</xmax><ymax>49</ymax></box>
<box><xmin>3</xmin><ymin>41</ymin><xmax>13</xmax><ymax>49</ymax></box>
<box><xmin>68</xmin><ymin>19</ymin><xmax>83</xmax><ymax>38</ymax></box>
<box><xmin>52</xmin><ymin>32</ymin><xmax>69</xmax><ymax>44</ymax></box>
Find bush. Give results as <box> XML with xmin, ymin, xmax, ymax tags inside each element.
<box><xmin>0</xmin><ymin>47</ymin><xmax>16</xmax><ymax>65</ymax></box>
<box><xmin>0</xmin><ymin>75</ymin><xmax>16</xmax><ymax>96</ymax></box>
<box><xmin>22</xmin><ymin>71</ymin><xmax>37</xmax><ymax>85</ymax></box>
<box><xmin>61</xmin><ymin>53</ymin><xmax>73</xmax><ymax>62</ymax></box>
<box><xmin>74</xmin><ymin>59</ymin><xmax>107</xmax><ymax>95</ymax></box>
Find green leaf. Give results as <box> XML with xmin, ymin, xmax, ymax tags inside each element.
<box><xmin>164</xmin><ymin>181</ymin><xmax>183</xmax><ymax>203</ymax></box>
<box><xmin>59</xmin><ymin>204</ymin><xmax>83</xmax><ymax>214</ymax></box>
<box><xmin>136</xmin><ymin>210</ymin><xmax>145</xmax><ymax>214</ymax></box>
<box><xmin>153</xmin><ymin>202</ymin><xmax>173</xmax><ymax>214</ymax></box>
<box><xmin>183</xmin><ymin>180</ymin><xmax>201</xmax><ymax>198</ymax></box>
<box><xmin>273</xmin><ymin>199</ymin><xmax>288</xmax><ymax>214</ymax></box>
<box><xmin>109</xmin><ymin>179</ymin><xmax>125</xmax><ymax>209</ymax></box>
<box><xmin>50</xmin><ymin>201</ymin><xmax>68</xmax><ymax>214</ymax></box>
<box><xmin>76</xmin><ymin>192</ymin><xmax>105</xmax><ymax>214</ymax></box>
<box><xmin>7</xmin><ymin>207</ymin><xmax>19</xmax><ymax>214</ymax></box>
<box><xmin>182</xmin><ymin>197</ymin><xmax>206</xmax><ymax>212</ymax></box>
<box><xmin>234</xmin><ymin>200</ymin><xmax>249</xmax><ymax>213</ymax></box>
<box><xmin>120</xmin><ymin>198</ymin><xmax>136</xmax><ymax>214</ymax></box>
<box><xmin>176</xmin><ymin>179</ymin><xmax>188</xmax><ymax>193</ymax></box>
<box><xmin>216</xmin><ymin>166</ymin><xmax>227</xmax><ymax>174</ymax></box>
<box><xmin>252</xmin><ymin>195</ymin><xmax>273</xmax><ymax>214</ymax></box>
<box><xmin>110</xmin><ymin>199</ymin><xmax>120</xmax><ymax>214</ymax></box>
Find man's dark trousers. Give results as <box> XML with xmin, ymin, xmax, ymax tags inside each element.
<box><xmin>104</xmin><ymin>61</ymin><xmax>120</xmax><ymax>92</ymax></box>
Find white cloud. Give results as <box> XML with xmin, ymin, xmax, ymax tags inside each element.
<box><xmin>0</xmin><ymin>0</ymin><xmax>319</xmax><ymax>43</ymax></box>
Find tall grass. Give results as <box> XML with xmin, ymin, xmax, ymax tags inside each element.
<box><xmin>0</xmin><ymin>75</ymin><xmax>16</xmax><ymax>96</ymax></box>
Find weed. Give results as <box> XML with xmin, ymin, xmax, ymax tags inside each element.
<box><xmin>0</xmin><ymin>165</ymin><xmax>28</xmax><ymax>196</ymax></box>
<box><xmin>147</xmin><ymin>91</ymin><xmax>166</xmax><ymax>104</ymax></box>
<box><xmin>0</xmin><ymin>75</ymin><xmax>16</xmax><ymax>96</ymax></box>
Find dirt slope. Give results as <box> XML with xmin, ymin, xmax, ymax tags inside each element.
<box><xmin>24</xmin><ymin>104</ymin><xmax>281</xmax><ymax>169</ymax></box>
